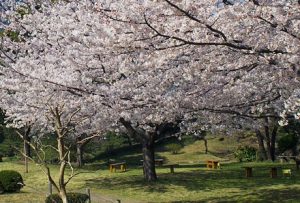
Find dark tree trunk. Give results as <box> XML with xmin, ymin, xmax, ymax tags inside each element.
<box><xmin>264</xmin><ymin>117</ymin><xmax>273</xmax><ymax>161</ymax></box>
<box><xmin>263</xmin><ymin>117</ymin><xmax>278</xmax><ymax>162</ymax></box>
<box><xmin>76</xmin><ymin>137</ymin><xmax>92</xmax><ymax>168</ymax></box>
<box><xmin>194</xmin><ymin>131</ymin><xmax>208</xmax><ymax>154</ymax></box>
<box><xmin>23</xmin><ymin>126</ymin><xmax>31</xmax><ymax>158</ymax></box>
<box><xmin>23</xmin><ymin>126</ymin><xmax>31</xmax><ymax>173</ymax></box>
<box><xmin>142</xmin><ymin>135</ymin><xmax>157</xmax><ymax>182</ymax></box>
<box><xmin>119</xmin><ymin>118</ymin><xmax>158</xmax><ymax>181</ymax></box>
<box><xmin>255</xmin><ymin>129</ymin><xmax>267</xmax><ymax>161</ymax></box>
<box><xmin>127</xmin><ymin>135</ymin><xmax>133</xmax><ymax>146</ymax></box>
<box><xmin>76</xmin><ymin>143</ymin><xmax>84</xmax><ymax>168</ymax></box>
<box><xmin>203</xmin><ymin>139</ymin><xmax>208</xmax><ymax>154</ymax></box>
<box><xmin>270</xmin><ymin>125</ymin><xmax>278</xmax><ymax>162</ymax></box>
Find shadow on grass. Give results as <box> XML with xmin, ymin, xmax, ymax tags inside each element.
<box><xmin>85</xmin><ymin>173</ymin><xmax>170</xmax><ymax>193</ymax></box>
<box><xmin>83</xmin><ymin>153</ymin><xmax>174</xmax><ymax>171</ymax></box>
<box><xmin>159</xmin><ymin>188</ymin><xmax>300</xmax><ymax>203</ymax></box>
<box><xmin>84</xmin><ymin>166</ymin><xmax>300</xmax><ymax>197</ymax></box>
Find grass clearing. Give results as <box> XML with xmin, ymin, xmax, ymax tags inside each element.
<box><xmin>1</xmin><ymin>135</ymin><xmax>299</xmax><ymax>202</ymax></box>
<box><xmin>1</xmin><ymin>160</ymin><xmax>300</xmax><ymax>203</ymax></box>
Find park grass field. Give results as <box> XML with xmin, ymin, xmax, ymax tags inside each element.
<box><xmin>1</xmin><ymin>161</ymin><xmax>300</xmax><ymax>203</ymax></box>
<box><xmin>1</xmin><ymin>135</ymin><xmax>300</xmax><ymax>203</ymax></box>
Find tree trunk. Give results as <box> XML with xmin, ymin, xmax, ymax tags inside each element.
<box><xmin>24</xmin><ymin>140</ymin><xmax>29</xmax><ymax>173</ymax></box>
<box><xmin>23</xmin><ymin>125</ymin><xmax>31</xmax><ymax>173</ymax></box>
<box><xmin>126</xmin><ymin>135</ymin><xmax>133</xmax><ymax>146</ymax></box>
<box><xmin>142</xmin><ymin>135</ymin><xmax>157</xmax><ymax>182</ymax></box>
<box><xmin>264</xmin><ymin>117</ymin><xmax>273</xmax><ymax>161</ymax></box>
<box><xmin>203</xmin><ymin>139</ymin><xmax>208</xmax><ymax>154</ymax></box>
<box><xmin>59</xmin><ymin>165</ymin><xmax>68</xmax><ymax>203</ymax></box>
<box><xmin>58</xmin><ymin>137</ymin><xmax>68</xmax><ymax>203</ymax></box>
<box><xmin>60</xmin><ymin>190</ymin><xmax>68</xmax><ymax>203</ymax></box>
<box><xmin>270</xmin><ymin>125</ymin><xmax>278</xmax><ymax>162</ymax></box>
<box><xmin>255</xmin><ymin>129</ymin><xmax>267</xmax><ymax>161</ymax></box>
<box><xmin>76</xmin><ymin>143</ymin><xmax>83</xmax><ymax>168</ymax></box>
<box><xmin>23</xmin><ymin>134</ymin><xmax>31</xmax><ymax>158</ymax></box>
<box><xmin>119</xmin><ymin>118</ymin><xmax>157</xmax><ymax>181</ymax></box>
<box><xmin>263</xmin><ymin>117</ymin><xmax>279</xmax><ymax>162</ymax></box>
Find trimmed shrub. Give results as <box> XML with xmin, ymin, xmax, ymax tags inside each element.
<box><xmin>45</xmin><ymin>193</ymin><xmax>89</xmax><ymax>203</ymax></box>
<box><xmin>234</xmin><ymin>146</ymin><xmax>256</xmax><ymax>162</ymax></box>
<box><xmin>0</xmin><ymin>170</ymin><xmax>24</xmax><ymax>193</ymax></box>
<box><xmin>165</xmin><ymin>143</ymin><xmax>183</xmax><ymax>154</ymax></box>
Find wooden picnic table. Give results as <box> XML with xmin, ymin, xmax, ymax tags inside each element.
<box><xmin>206</xmin><ymin>160</ymin><xmax>220</xmax><ymax>169</ymax></box>
<box><xmin>109</xmin><ymin>162</ymin><xmax>126</xmax><ymax>172</ymax></box>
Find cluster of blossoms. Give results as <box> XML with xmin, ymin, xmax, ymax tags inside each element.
<box><xmin>0</xmin><ymin>0</ymin><xmax>298</xmax><ymax>145</ymax></box>
<box><xmin>279</xmin><ymin>90</ymin><xmax>300</xmax><ymax>125</ymax></box>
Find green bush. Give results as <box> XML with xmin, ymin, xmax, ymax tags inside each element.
<box><xmin>45</xmin><ymin>193</ymin><xmax>89</xmax><ymax>203</ymax></box>
<box><xmin>278</xmin><ymin>133</ymin><xmax>298</xmax><ymax>154</ymax></box>
<box><xmin>102</xmin><ymin>132</ymin><xmax>127</xmax><ymax>155</ymax></box>
<box><xmin>0</xmin><ymin>170</ymin><xmax>24</xmax><ymax>193</ymax></box>
<box><xmin>165</xmin><ymin>143</ymin><xmax>183</xmax><ymax>154</ymax></box>
<box><xmin>234</xmin><ymin>146</ymin><xmax>256</xmax><ymax>162</ymax></box>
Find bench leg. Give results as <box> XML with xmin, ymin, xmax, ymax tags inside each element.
<box><xmin>270</xmin><ymin>168</ymin><xmax>277</xmax><ymax>178</ymax></box>
<box><xmin>170</xmin><ymin>166</ymin><xmax>174</xmax><ymax>173</ymax></box>
<box><xmin>296</xmin><ymin>161</ymin><xmax>300</xmax><ymax>170</ymax></box>
<box><xmin>245</xmin><ymin>168</ymin><xmax>252</xmax><ymax>178</ymax></box>
<box><xmin>121</xmin><ymin>164</ymin><xmax>126</xmax><ymax>172</ymax></box>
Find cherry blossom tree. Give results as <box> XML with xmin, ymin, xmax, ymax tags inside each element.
<box><xmin>1</xmin><ymin>0</ymin><xmax>299</xmax><ymax>185</ymax></box>
<box><xmin>0</xmin><ymin>67</ymin><xmax>112</xmax><ymax>202</ymax></box>
<box><xmin>105</xmin><ymin>0</ymin><xmax>299</xmax><ymax>164</ymax></box>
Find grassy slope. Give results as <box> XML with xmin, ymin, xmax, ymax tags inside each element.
<box><xmin>121</xmin><ymin>134</ymin><xmax>257</xmax><ymax>166</ymax></box>
<box><xmin>1</xmin><ymin>134</ymin><xmax>300</xmax><ymax>203</ymax></box>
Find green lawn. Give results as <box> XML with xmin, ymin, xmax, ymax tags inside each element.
<box><xmin>1</xmin><ymin>160</ymin><xmax>300</xmax><ymax>203</ymax></box>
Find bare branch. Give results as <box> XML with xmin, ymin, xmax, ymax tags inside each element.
<box><xmin>163</xmin><ymin>0</ymin><xmax>228</xmax><ymax>41</ymax></box>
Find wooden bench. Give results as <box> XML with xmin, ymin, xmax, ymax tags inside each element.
<box><xmin>278</xmin><ymin>156</ymin><xmax>300</xmax><ymax>170</ymax></box>
<box><xmin>140</xmin><ymin>159</ymin><xmax>164</xmax><ymax>166</ymax></box>
<box><xmin>242</xmin><ymin>167</ymin><xmax>253</xmax><ymax>178</ymax></box>
<box><xmin>242</xmin><ymin>166</ymin><xmax>281</xmax><ymax>178</ymax></box>
<box><xmin>154</xmin><ymin>159</ymin><xmax>164</xmax><ymax>166</ymax></box>
<box><xmin>206</xmin><ymin>160</ymin><xmax>220</xmax><ymax>169</ymax></box>
<box><xmin>278</xmin><ymin>156</ymin><xmax>296</xmax><ymax>163</ymax></box>
<box><xmin>164</xmin><ymin>164</ymin><xmax>179</xmax><ymax>173</ymax></box>
<box><xmin>269</xmin><ymin>167</ymin><xmax>278</xmax><ymax>178</ymax></box>
<box><xmin>109</xmin><ymin>162</ymin><xmax>126</xmax><ymax>172</ymax></box>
